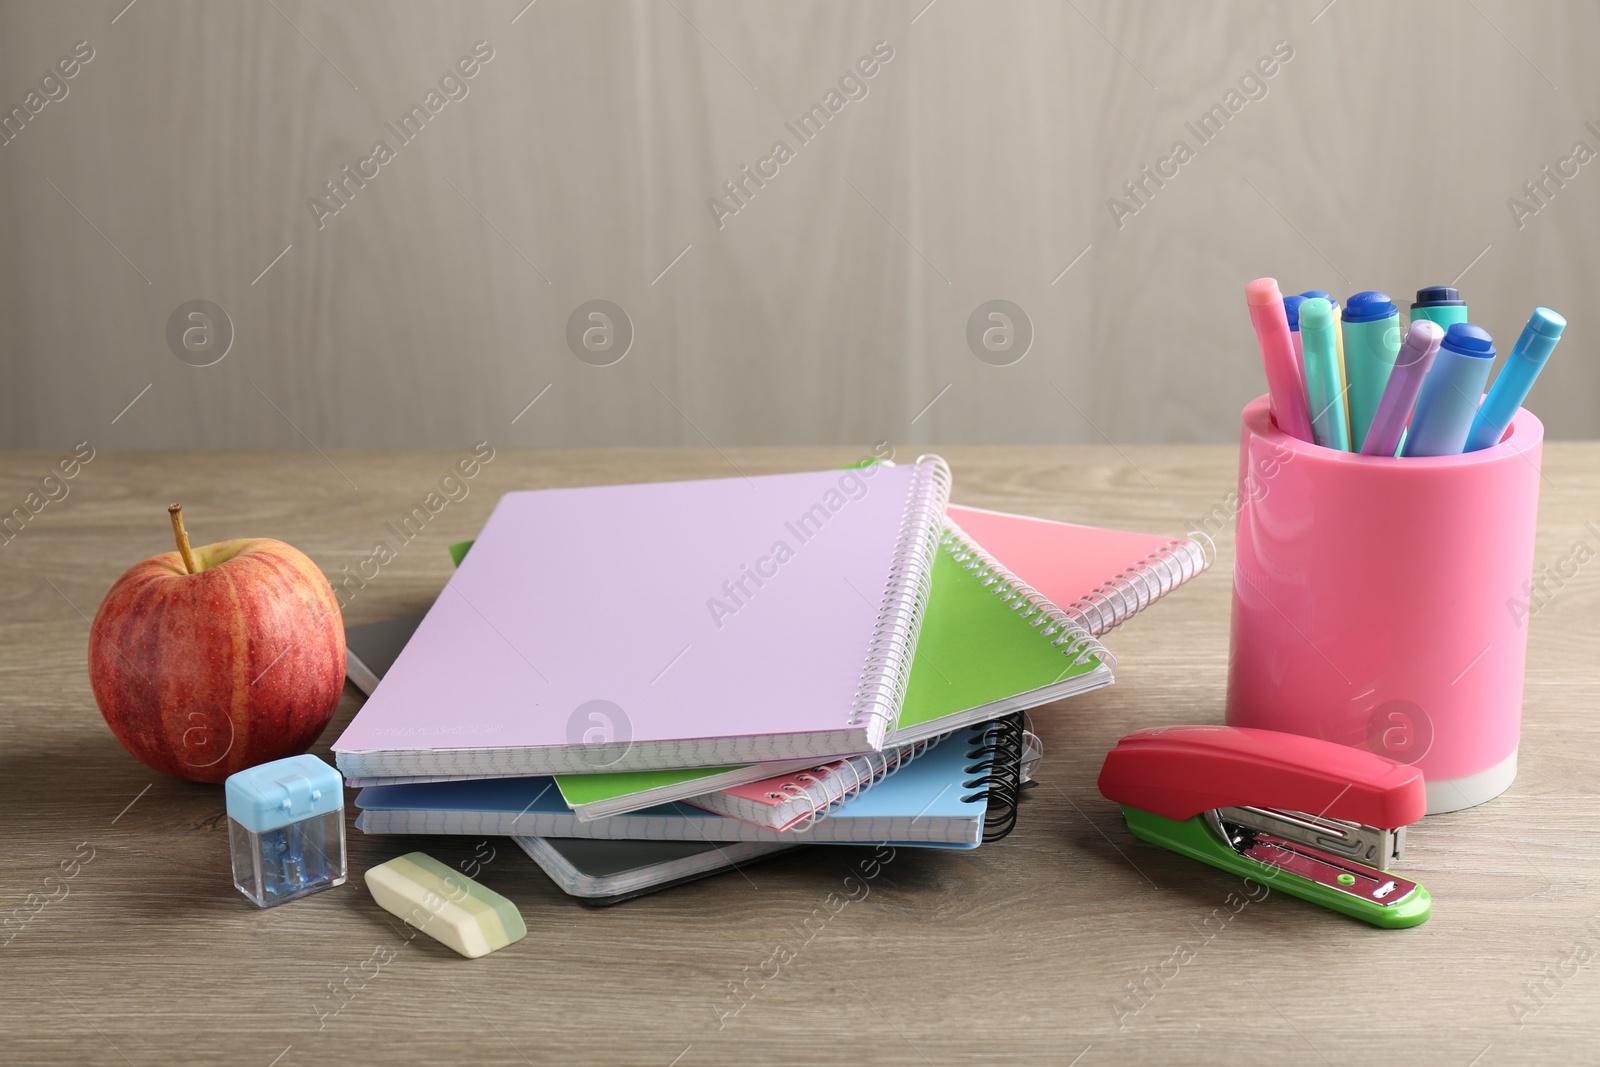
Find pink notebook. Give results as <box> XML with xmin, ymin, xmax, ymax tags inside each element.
<box><xmin>333</xmin><ymin>459</ymin><xmax>951</xmax><ymax>778</ymax></box>
<box><xmin>945</xmin><ymin>505</ymin><xmax>1211</xmax><ymax>636</ymax></box>
<box><xmin>688</xmin><ymin>735</ymin><xmax>940</xmax><ymax>831</ymax></box>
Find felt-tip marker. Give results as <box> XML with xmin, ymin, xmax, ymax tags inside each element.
<box><xmin>1362</xmin><ymin>320</ymin><xmax>1444</xmax><ymax>457</ymax></box>
<box><xmin>1410</xmin><ymin>286</ymin><xmax>1469</xmax><ymax>330</ymax></box>
<box><xmin>1401</xmin><ymin>323</ymin><xmax>1496</xmax><ymax>457</ymax></box>
<box><xmin>1247</xmin><ymin>278</ymin><xmax>1314</xmax><ymax>443</ymax></box>
<box><xmin>1302</xmin><ymin>290</ymin><xmax>1350</xmax><ymax>441</ymax></box>
<box><xmin>1464</xmin><ymin>308</ymin><xmax>1566</xmax><ymax>452</ymax></box>
<box><xmin>1298</xmin><ymin>297</ymin><xmax>1350</xmax><ymax>451</ymax></box>
<box><xmin>1342</xmin><ymin>291</ymin><xmax>1402</xmax><ymax>453</ymax></box>
<box><xmin>1283</xmin><ymin>294</ymin><xmax>1308</xmax><ymax>363</ymax></box>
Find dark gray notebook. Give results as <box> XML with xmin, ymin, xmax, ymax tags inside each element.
<box><xmin>514</xmin><ymin>836</ymin><xmax>799</xmax><ymax>906</ymax></box>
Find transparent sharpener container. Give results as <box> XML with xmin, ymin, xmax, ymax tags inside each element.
<box><xmin>224</xmin><ymin>754</ymin><xmax>347</xmax><ymax>908</ymax></box>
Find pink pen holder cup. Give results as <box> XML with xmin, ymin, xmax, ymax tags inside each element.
<box><xmin>1225</xmin><ymin>394</ymin><xmax>1543</xmax><ymax>814</ymax></box>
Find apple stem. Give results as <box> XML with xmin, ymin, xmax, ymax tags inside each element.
<box><xmin>168</xmin><ymin>503</ymin><xmax>199</xmax><ymax>575</ymax></box>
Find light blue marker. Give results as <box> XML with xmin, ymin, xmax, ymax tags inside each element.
<box><xmin>1401</xmin><ymin>323</ymin><xmax>1496</xmax><ymax>457</ymax></box>
<box><xmin>1464</xmin><ymin>308</ymin><xmax>1566</xmax><ymax>452</ymax></box>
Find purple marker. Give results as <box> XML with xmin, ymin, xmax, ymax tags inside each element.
<box><xmin>1360</xmin><ymin>319</ymin><xmax>1444</xmax><ymax>457</ymax></box>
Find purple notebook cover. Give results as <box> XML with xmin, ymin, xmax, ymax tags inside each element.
<box><xmin>333</xmin><ymin>461</ymin><xmax>946</xmax><ymax>778</ymax></box>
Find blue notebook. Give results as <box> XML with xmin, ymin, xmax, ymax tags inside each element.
<box><xmin>355</xmin><ymin>722</ymin><xmax>1020</xmax><ymax>849</ymax></box>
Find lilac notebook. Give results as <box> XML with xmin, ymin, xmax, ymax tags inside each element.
<box><xmin>333</xmin><ymin>459</ymin><xmax>950</xmax><ymax>778</ymax></box>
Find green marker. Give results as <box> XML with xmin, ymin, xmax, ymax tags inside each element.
<box><xmin>1410</xmin><ymin>285</ymin><xmax>1469</xmax><ymax>330</ymax></box>
<box><xmin>1299</xmin><ymin>298</ymin><xmax>1350</xmax><ymax>451</ymax></box>
<box><xmin>1341</xmin><ymin>291</ymin><xmax>1402</xmax><ymax>452</ymax></box>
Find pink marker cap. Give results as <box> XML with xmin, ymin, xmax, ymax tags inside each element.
<box><xmin>1246</xmin><ymin>277</ymin><xmax>1283</xmax><ymax>307</ymax></box>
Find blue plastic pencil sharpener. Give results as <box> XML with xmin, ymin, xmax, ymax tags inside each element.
<box><xmin>224</xmin><ymin>754</ymin><xmax>347</xmax><ymax>908</ymax></box>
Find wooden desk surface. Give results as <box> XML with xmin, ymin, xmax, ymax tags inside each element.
<box><xmin>4</xmin><ymin>446</ymin><xmax>1598</xmax><ymax>1066</ymax></box>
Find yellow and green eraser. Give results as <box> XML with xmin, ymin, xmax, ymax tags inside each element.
<box><xmin>365</xmin><ymin>852</ymin><xmax>526</xmax><ymax>958</ymax></box>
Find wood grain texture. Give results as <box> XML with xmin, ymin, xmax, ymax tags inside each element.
<box><xmin>3</xmin><ymin>0</ymin><xmax>1600</xmax><ymax>450</ymax></box>
<box><xmin>2</xmin><ymin>444</ymin><xmax>1598</xmax><ymax>1065</ymax></box>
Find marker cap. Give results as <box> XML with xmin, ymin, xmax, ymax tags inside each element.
<box><xmin>1300</xmin><ymin>290</ymin><xmax>1330</xmax><ymax>300</ymax></box>
<box><xmin>1283</xmin><ymin>294</ymin><xmax>1308</xmax><ymax>330</ymax></box>
<box><xmin>1343</xmin><ymin>291</ymin><xmax>1398</xmax><ymax>323</ymax></box>
<box><xmin>1441</xmin><ymin>323</ymin><xmax>1495</xmax><ymax>358</ymax></box>
<box><xmin>1397</xmin><ymin>319</ymin><xmax>1444</xmax><ymax>367</ymax></box>
<box><xmin>1246</xmin><ymin>278</ymin><xmax>1284</xmax><ymax>307</ymax></box>
<box><xmin>1298</xmin><ymin>296</ymin><xmax>1335</xmax><ymax>330</ymax></box>
<box><xmin>1528</xmin><ymin>307</ymin><xmax>1566</xmax><ymax>339</ymax></box>
<box><xmin>1413</xmin><ymin>286</ymin><xmax>1465</xmax><ymax>309</ymax></box>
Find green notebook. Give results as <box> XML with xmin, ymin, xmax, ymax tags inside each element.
<box><xmin>541</xmin><ymin>522</ymin><xmax>1115</xmax><ymax>819</ymax></box>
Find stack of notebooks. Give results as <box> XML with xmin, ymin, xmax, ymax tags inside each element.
<box><xmin>333</xmin><ymin>459</ymin><xmax>1209</xmax><ymax>904</ymax></box>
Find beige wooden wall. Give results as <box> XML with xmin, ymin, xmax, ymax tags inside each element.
<box><xmin>2</xmin><ymin>0</ymin><xmax>1596</xmax><ymax>450</ymax></box>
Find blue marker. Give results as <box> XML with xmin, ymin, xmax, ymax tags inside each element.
<box><xmin>1283</xmin><ymin>294</ymin><xmax>1309</xmax><ymax>363</ymax></box>
<box><xmin>1464</xmin><ymin>308</ymin><xmax>1566</xmax><ymax>452</ymax></box>
<box><xmin>1401</xmin><ymin>324</ymin><xmax>1496</xmax><ymax>457</ymax></box>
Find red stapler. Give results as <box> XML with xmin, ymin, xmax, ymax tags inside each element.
<box><xmin>1098</xmin><ymin>725</ymin><xmax>1431</xmax><ymax>928</ymax></box>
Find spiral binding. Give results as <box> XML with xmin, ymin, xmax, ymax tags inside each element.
<box><xmin>960</xmin><ymin>715</ymin><xmax>1029</xmax><ymax>843</ymax></box>
<box><xmin>774</xmin><ymin>733</ymin><xmax>946</xmax><ymax>834</ymax></box>
<box><xmin>940</xmin><ymin>518</ymin><xmax>1116</xmax><ymax>674</ymax></box>
<box><xmin>847</xmin><ymin>455</ymin><xmax>952</xmax><ymax>733</ymax></box>
<box><xmin>1060</xmin><ymin>529</ymin><xmax>1214</xmax><ymax>638</ymax></box>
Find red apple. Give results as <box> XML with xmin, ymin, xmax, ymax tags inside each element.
<box><xmin>89</xmin><ymin>504</ymin><xmax>346</xmax><ymax>783</ymax></box>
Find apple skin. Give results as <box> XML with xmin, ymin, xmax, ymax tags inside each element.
<box><xmin>89</xmin><ymin>538</ymin><xmax>346</xmax><ymax>784</ymax></box>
